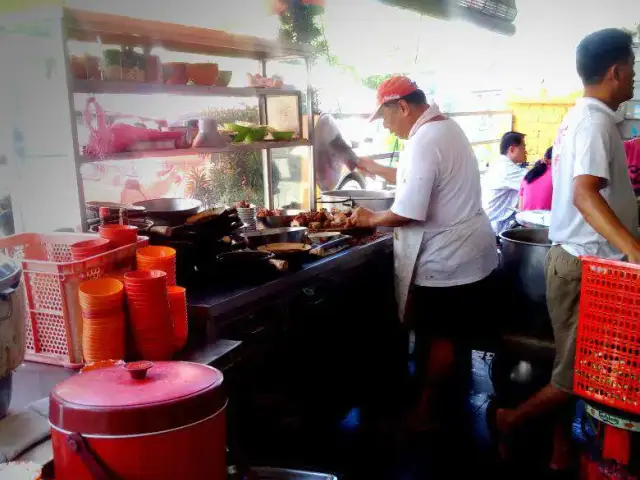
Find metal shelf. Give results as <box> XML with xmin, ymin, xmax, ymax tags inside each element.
<box><xmin>79</xmin><ymin>139</ymin><xmax>311</xmax><ymax>163</ymax></box>
<box><xmin>65</xmin><ymin>8</ymin><xmax>311</xmax><ymax>60</ymax></box>
<box><xmin>74</xmin><ymin>80</ymin><xmax>302</xmax><ymax>98</ymax></box>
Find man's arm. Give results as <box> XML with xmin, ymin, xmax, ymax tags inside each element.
<box><xmin>357</xmin><ymin>157</ymin><xmax>397</xmax><ymax>184</ymax></box>
<box><xmin>348</xmin><ymin>208</ymin><xmax>412</xmax><ymax>228</ymax></box>
<box><xmin>573</xmin><ymin>175</ymin><xmax>640</xmax><ymax>263</ymax></box>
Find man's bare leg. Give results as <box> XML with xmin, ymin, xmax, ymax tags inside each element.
<box><xmin>496</xmin><ymin>384</ymin><xmax>572</xmax><ymax>433</ymax></box>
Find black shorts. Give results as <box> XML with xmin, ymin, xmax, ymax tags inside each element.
<box><xmin>407</xmin><ymin>274</ymin><xmax>496</xmax><ymax>346</ymax></box>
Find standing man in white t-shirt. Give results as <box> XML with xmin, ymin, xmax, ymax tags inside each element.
<box><xmin>349</xmin><ymin>76</ymin><xmax>498</xmax><ymax>428</ymax></box>
<box><xmin>492</xmin><ymin>29</ymin><xmax>638</xmax><ymax>474</ymax></box>
<box><xmin>482</xmin><ymin>131</ymin><xmax>528</xmax><ymax>234</ymax></box>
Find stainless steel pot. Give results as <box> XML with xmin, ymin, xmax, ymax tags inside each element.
<box><xmin>318</xmin><ymin>190</ymin><xmax>395</xmax><ymax>212</ymax></box>
<box><xmin>498</xmin><ymin>228</ymin><xmax>552</xmax><ymax>305</ymax></box>
<box><xmin>240</xmin><ymin>227</ymin><xmax>307</xmax><ymax>249</ymax></box>
<box><xmin>0</xmin><ymin>255</ymin><xmax>24</xmax><ymax>418</ymax></box>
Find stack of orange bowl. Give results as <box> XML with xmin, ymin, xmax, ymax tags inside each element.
<box><xmin>71</xmin><ymin>238</ymin><xmax>111</xmax><ymax>260</ymax></box>
<box><xmin>124</xmin><ymin>270</ymin><xmax>175</xmax><ymax>360</ymax></box>
<box><xmin>78</xmin><ymin>278</ymin><xmax>126</xmax><ymax>363</ymax></box>
<box><xmin>98</xmin><ymin>224</ymin><xmax>138</xmax><ymax>248</ymax></box>
<box><xmin>167</xmin><ymin>286</ymin><xmax>188</xmax><ymax>351</ymax></box>
<box><xmin>70</xmin><ymin>238</ymin><xmax>111</xmax><ymax>261</ymax></box>
<box><xmin>136</xmin><ymin>246</ymin><xmax>177</xmax><ymax>285</ymax></box>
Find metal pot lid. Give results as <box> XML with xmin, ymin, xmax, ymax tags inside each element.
<box><xmin>321</xmin><ymin>189</ymin><xmax>396</xmax><ymax>200</ymax></box>
<box><xmin>515</xmin><ymin>210</ymin><xmax>551</xmax><ymax>228</ymax></box>
<box><xmin>0</xmin><ymin>255</ymin><xmax>21</xmax><ymax>292</ymax></box>
<box><xmin>50</xmin><ymin>361</ymin><xmax>225</xmax><ymax>436</ymax></box>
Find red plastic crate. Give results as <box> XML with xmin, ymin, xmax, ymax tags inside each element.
<box><xmin>0</xmin><ymin>233</ymin><xmax>148</xmax><ymax>368</ymax></box>
<box><xmin>575</xmin><ymin>256</ymin><xmax>640</xmax><ymax>415</ymax></box>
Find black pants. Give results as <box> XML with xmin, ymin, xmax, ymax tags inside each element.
<box><xmin>408</xmin><ymin>274</ymin><xmax>497</xmax><ymax>396</ymax></box>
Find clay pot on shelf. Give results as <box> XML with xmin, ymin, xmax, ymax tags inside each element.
<box><xmin>162</xmin><ymin>63</ymin><xmax>188</xmax><ymax>85</ymax></box>
<box><xmin>70</xmin><ymin>55</ymin><xmax>101</xmax><ymax>80</ymax></box>
<box><xmin>146</xmin><ymin>55</ymin><xmax>161</xmax><ymax>83</ymax></box>
<box><xmin>186</xmin><ymin>63</ymin><xmax>219</xmax><ymax>86</ymax></box>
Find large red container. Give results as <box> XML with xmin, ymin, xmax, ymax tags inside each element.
<box><xmin>49</xmin><ymin>361</ymin><xmax>226</xmax><ymax>480</ymax></box>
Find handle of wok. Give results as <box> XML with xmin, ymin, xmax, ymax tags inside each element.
<box><xmin>316</xmin><ymin>197</ymin><xmax>356</xmax><ymax>208</ymax></box>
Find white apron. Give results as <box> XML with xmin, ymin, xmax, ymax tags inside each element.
<box><xmin>394</xmin><ymin>104</ymin><xmax>443</xmax><ymax>321</ymax></box>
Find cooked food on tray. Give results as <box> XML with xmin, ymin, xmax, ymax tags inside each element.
<box><xmin>257</xmin><ymin>207</ymin><xmax>285</xmax><ymax>218</ymax></box>
<box><xmin>292</xmin><ymin>208</ymin><xmax>353</xmax><ymax>230</ymax></box>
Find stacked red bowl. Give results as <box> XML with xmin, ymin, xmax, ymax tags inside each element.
<box><xmin>167</xmin><ymin>286</ymin><xmax>188</xmax><ymax>351</ymax></box>
<box><xmin>78</xmin><ymin>278</ymin><xmax>126</xmax><ymax>363</ymax></box>
<box><xmin>136</xmin><ymin>246</ymin><xmax>177</xmax><ymax>285</ymax></box>
<box><xmin>99</xmin><ymin>224</ymin><xmax>138</xmax><ymax>248</ymax></box>
<box><xmin>124</xmin><ymin>270</ymin><xmax>175</xmax><ymax>360</ymax></box>
<box><xmin>70</xmin><ymin>238</ymin><xmax>111</xmax><ymax>261</ymax></box>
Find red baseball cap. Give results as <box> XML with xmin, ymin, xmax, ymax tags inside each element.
<box><xmin>369</xmin><ymin>76</ymin><xmax>419</xmax><ymax>122</ymax></box>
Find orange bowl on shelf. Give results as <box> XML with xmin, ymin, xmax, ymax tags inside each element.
<box><xmin>186</xmin><ymin>63</ymin><xmax>219</xmax><ymax>86</ymax></box>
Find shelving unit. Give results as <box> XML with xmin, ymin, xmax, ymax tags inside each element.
<box><xmin>0</xmin><ymin>7</ymin><xmax>316</xmax><ymax>233</ymax></box>
<box><xmin>74</xmin><ymin>80</ymin><xmax>303</xmax><ymax>98</ymax></box>
<box><xmin>79</xmin><ymin>140</ymin><xmax>312</xmax><ymax>163</ymax></box>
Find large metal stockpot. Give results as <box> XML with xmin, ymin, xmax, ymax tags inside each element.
<box><xmin>49</xmin><ymin>361</ymin><xmax>227</xmax><ymax>480</ymax></box>
<box><xmin>498</xmin><ymin>228</ymin><xmax>552</xmax><ymax>305</ymax></box>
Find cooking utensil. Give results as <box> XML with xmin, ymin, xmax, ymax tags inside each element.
<box><xmin>132</xmin><ymin>198</ymin><xmax>202</xmax><ymax>226</ymax></box>
<box><xmin>309</xmin><ymin>235</ymin><xmax>352</xmax><ymax>257</ymax></box>
<box><xmin>216</xmin><ymin>250</ymin><xmax>284</xmax><ymax>285</ymax></box>
<box><xmin>50</xmin><ymin>361</ymin><xmax>227</xmax><ymax>480</ymax></box>
<box><xmin>307</xmin><ymin>231</ymin><xmax>342</xmax><ymax>244</ymax></box>
<box><xmin>257</xmin><ymin>210</ymin><xmax>301</xmax><ymax>229</ymax></box>
<box><xmin>257</xmin><ymin>243</ymin><xmax>311</xmax><ymax>264</ymax></box>
<box><xmin>498</xmin><ymin>228</ymin><xmax>552</xmax><ymax>306</ymax></box>
<box><xmin>241</xmin><ymin>227</ymin><xmax>307</xmax><ymax>249</ymax></box>
<box><xmin>318</xmin><ymin>189</ymin><xmax>395</xmax><ymax>211</ymax></box>
<box><xmin>314</xmin><ymin>114</ymin><xmax>360</xmax><ymax>191</ymax></box>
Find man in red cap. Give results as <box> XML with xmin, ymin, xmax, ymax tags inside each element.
<box><xmin>350</xmin><ymin>76</ymin><xmax>498</xmax><ymax>427</ymax></box>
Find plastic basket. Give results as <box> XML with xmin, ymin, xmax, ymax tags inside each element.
<box><xmin>0</xmin><ymin>233</ymin><xmax>148</xmax><ymax>368</ymax></box>
<box><xmin>574</xmin><ymin>256</ymin><xmax>640</xmax><ymax>415</ymax></box>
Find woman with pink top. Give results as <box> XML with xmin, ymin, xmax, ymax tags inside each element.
<box><xmin>519</xmin><ymin>147</ymin><xmax>553</xmax><ymax>211</ymax></box>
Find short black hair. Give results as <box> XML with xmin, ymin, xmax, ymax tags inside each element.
<box><xmin>384</xmin><ymin>89</ymin><xmax>428</xmax><ymax>107</ymax></box>
<box><xmin>500</xmin><ymin>131</ymin><xmax>526</xmax><ymax>156</ymax></box>
<box><xmin>576</xmin><ymin>28</ymin><xmax>634</xmax><ymax>85</ymax></box>
<box><xmin>544</xmin><ymin>147</ymin><xmax>553</xmax><ymax>160</ymax></box>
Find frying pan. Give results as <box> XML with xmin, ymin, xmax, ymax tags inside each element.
<box><xmin>132</xmin><ymin>198</ymin><xmax>202</xmax><ymax>226</ymax></box>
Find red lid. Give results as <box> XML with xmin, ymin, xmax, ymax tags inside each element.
<box><xmin>49</xmin><ymin>361</ymin><xmax>225</xmax><ymax>436</ymax></box>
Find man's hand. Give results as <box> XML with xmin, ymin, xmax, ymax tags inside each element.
<box><xmin>626</xmin><ymin>251</ymin><xmax>640</xmax><ymax>264</ymax></box>
<box><xmin>356</xmin><ymin>157</ymin><xmax>397</xmax><ymax>184</ymax></box>
<box><xmin>347</xmin><ymin>207</ymin><xmax>375</xmax><ymax>228</ymax></box>
<box><xmin>357</xmin><ymin>157</ymin><xmax>377</xmax><ymax>178</ymax></box>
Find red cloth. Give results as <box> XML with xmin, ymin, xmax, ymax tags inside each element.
<box><xmin>625</xmin><ymin>138</ymin><xmax>640</xmax><ymax>191</ymax></box>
